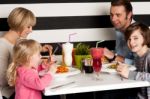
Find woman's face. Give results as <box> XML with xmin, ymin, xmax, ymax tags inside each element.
<box><xmin>127</xmin><ymin>29</ymin><xmax>145</xmax><ymax>54</ymax></box>
<box><xmin>19</xmin><ymin>26</ymin><xmax>33</xmax><ymax>38</ymax></box>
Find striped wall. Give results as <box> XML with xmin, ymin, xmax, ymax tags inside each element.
<box><xmin>0</xmin><ymin>0</ymin><xmax>149</xmax><ymax>55</ymax></box>
<box><xmin>0</xmin><ymin>0</ymin><xmax>150</xmax><ymax>44</ymax></box>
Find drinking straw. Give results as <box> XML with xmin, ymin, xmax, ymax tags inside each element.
<box><xmin>96</xmin><ymin>40</ymin><xmax>105</xmax><ymax>48</ymax></box>
<box><xmin>69</xmin><ymin>33</ymin><xmax>77</xmax><ymax>42</ymax></box>
<box><xmin>52</xmin><ymin>46</ymin><xmax>58</xmax><ymax>55</ymax></box>
<box><xmin>57</xmin><ymin>43</ymin><xmax>62</xmax><ymax>48</ymax></box>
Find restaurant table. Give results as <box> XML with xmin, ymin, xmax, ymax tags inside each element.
<box><xmin>44</xmin><ymin>72</ymin><xmax>150</xmax><ymax>98</ymax></box>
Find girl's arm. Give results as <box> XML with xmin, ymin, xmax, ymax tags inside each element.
<box><xmin>22</xmin><ymin>69</ymin><xmax>53</xmax><ymax>90</ymax></box>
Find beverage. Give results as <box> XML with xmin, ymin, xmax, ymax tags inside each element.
<box><xmin>90</xmin><ymin>48</ymin><xmax>103</xmax><ymax>58</ymax></box>
<box><xmin>62</xmin><ymin>42</ymin><xmax>73</xmax><ymax>66</ymax></box>
<box><xmin>83</xmin><ymin>58</ymin><xmax>93</xmax><ymax>73</ymax></box>
<box><xmin>83</xmin><ymin>65</ymin><xmax>93</xmax><ymax>73</ymax></box>
<box><xmin>90</xmin><ymin>48</ymin><xmax>103</xmax><ymax>80</ymax></box>
<box><xmin>92</xmin><ymin>58</ymin><xmax>102</xmax><ymax>72</ymax></box>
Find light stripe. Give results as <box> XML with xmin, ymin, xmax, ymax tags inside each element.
<box><xmin>0</xmin><ymin>0</ymin><xmax>149</xmax><ymax>4</ymax></box>
<box><xmin>0</xmin><ymin>2</ymin><xmax>150</xmax><ymax>18</ymax></box>
<box><xmin>26</xmin><ymin>28</ymin><xmax>115</xmax><ymax>43</ymax></box>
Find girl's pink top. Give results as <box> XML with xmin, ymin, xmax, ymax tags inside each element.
<box><xmin>15</xmin><ymin>66</ymin><xmax>52</xmax><ymax>99</ymax></box>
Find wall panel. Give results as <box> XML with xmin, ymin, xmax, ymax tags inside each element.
<box><xmin>0</xmin><ymin>1</ymin><xmax>149</xmax><ymax>44</ymax></box>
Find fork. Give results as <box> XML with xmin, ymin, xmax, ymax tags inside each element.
<box><xmin>116</xmin><ymin>62</ymin><xmax>124</xmax><ymax>81</ymax></box>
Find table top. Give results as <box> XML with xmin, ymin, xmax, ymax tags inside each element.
<box><xmin>44</xmin><ymin>72</ymin><xmax>150</xmax><ymax>96</ymax></box>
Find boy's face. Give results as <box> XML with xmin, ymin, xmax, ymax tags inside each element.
<box><xmin>110</xmin><ymin>5</ymin><xmax>131</xmax><ymax>31</ymax></box>
<box><xmin>127</xmin><ymin>29</ymin><xmax>146</xmax><ymax>55</ymax></box>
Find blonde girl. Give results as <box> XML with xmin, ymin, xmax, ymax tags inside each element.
<box><xmin>7</xmin><ymin>39</ymin><xmax>55</xmax><ymax>99</ymax></box>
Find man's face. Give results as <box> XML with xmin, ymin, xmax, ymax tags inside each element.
<box><xmin>110</xmin><ymin>5</ymin><xmax>131</xmax><ymax>31</ymax></box>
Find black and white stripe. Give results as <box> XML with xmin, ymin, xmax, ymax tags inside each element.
<box><xmin>0</xmin><ymin>1</ymin><xmax>149</xmax><ymax>43</ymax></box>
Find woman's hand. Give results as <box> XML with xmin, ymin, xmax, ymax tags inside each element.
<box><xmin>42</xmin><ymin>44</ymin><xmax>53</xmax><ymax>54</ymax></box>
<box><xmin>116</xmin><ymin>62</ymin><xmax>129</xmax><ymax>78</ymax></box>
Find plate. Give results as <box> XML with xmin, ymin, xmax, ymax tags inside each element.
<box><xmin>101</xmin><ymin>63</ymin><xmax>136</xmax><ymax>74</ymax></box>
<box><xmin>54</xmin><ymin>66</ymin><xmax>81</xmax><ymax>78</ymax></box>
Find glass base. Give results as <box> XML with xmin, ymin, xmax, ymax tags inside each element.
<box><xmin>92</xmin><ymin>73</ymin><xmax>102</xmax><ymax>80</ymax></box>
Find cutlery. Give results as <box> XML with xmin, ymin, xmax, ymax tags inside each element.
<box><xmin>47</xmin><ymin>46</ymin><xmax>58</xmax><ymax>62</ymax></box>
<box><xmin>52</xmin><ymin>46</ymin><xmax>58</xmax><ymax>55</ymax></box>
<box><xmin>115</xmin><ymin>62</ymin><xmax>124</xmax><ymax>81</ymax></box>
<box><xmin>51</xmin><ymin>81</ymin><xmax>75</xmax><ymax>89</ymax></box>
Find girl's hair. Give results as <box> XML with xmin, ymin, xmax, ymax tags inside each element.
<box><xmin>125</xmin><ymin>22</ymin><xmax>150</xmax><ymax>47</ymax></box>
<box><xmin>7</xmin><ymin>39</ymin><xmax>42</xmax><ymax>86</ymax></box>
<box><xmin>7</xmin><ymin>7</ymin><xmax>36</xmax><ymax>32</ymax></box>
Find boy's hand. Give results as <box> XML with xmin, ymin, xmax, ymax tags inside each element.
<box><xmin>116</xmin><ymin>62</ymin><xmax>129</xmax><ymax>78</ymax></box>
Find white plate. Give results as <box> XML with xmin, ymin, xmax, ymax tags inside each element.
<box><xmin>101</xmin><ymin>63</ymin><xmax>136</xmax><ymax>74</ymax></box>
<box><xmin>54</xmin><ymin>67</ymin><xmax>81</xmax><ymax>78</ymax></box>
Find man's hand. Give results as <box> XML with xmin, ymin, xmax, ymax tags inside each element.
<box><xmin>103</xmin><ymin>48</ymin><xmax>115</xmax><ymax>59</ymax></box>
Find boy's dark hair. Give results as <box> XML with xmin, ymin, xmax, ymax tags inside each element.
<box><xmin>125</xmin><ymin>22</ymin><xmax>150</xmax><ymax>47</ymax></box>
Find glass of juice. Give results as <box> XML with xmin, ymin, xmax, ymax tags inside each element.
<box><xmin>90</xmin><ymin>48</ymin><xmax>103</xmax><ymax>80</ymax></box>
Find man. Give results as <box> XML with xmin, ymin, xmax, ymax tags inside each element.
<box><xmin>101</xmin><ymin>0</ymin><xmax>138</xmax><ymax>99</ymax></box>
<box><xmin>104</xmin><ymin>0</ymin><xmax>134</xmax><ymax>64</ymax></box>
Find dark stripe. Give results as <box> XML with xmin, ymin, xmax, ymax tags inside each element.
<box><xmin>134</xmin><ymin>15</ymin><xmax>150</xmax><ymax>26</ymax></box>
<box><xmin>41</xmin><ymin>40</ymin><xmax>115</xmax><ymax>55</ymax></box>
<box><xmin>0</xmin><ymin>15</ymin><xmax>150</xmax><ymax>31</ymax></box>
<box><xmin>0</xmin><ymin>0</ymin><xmax>149</xmax><ymax>4</ymax></box>
<box><xmin>0</xmin><ymin>16</ymin><xmax>112</xmax><ymax>31</ymax></box>
<box><xmin>35</xmin><ymin>16</ymin><xmax>112</xmax><ymax>30</ymax></box>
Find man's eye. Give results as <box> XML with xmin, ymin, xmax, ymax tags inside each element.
<box><xmin>116</xmin><ymin>14</ymin><xmax>120</xmax><ymax>17</ymax></box>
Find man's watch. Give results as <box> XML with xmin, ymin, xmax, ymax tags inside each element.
<box><xmin>108</xmin><ymin>53</ymin><xmax>117</xmax><ymax>62</ymax></box>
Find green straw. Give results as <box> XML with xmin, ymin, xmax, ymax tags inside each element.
<box><xmin>96</xmin><ymin>40</ymin><xmax>105</xmax><ymax>48</ymax></box>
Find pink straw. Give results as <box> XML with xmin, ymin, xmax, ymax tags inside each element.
<box><xmin>69</xmin><ymin>33</ymin><xmax>77</xmax><ymax>42</ymax></box>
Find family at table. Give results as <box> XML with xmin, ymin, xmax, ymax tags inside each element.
<box><xmin>0</xmin><ymin>0</ymin><xmax>150</xmax><ymax>99</ymax></box>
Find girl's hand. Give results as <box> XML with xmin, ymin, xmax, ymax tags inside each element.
<box><xmin>116</xmin><ymin>62</ymin><xmax>129</xmax><ymax>78</ymax></box>
<box><xmin>48</xmin><ymin>65</ymin><xmax>57</xmax><ymax>74</ymax></box>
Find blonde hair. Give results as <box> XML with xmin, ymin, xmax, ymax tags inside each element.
<box><xmin>7</xmin><ymin>39</ymin><xmax>42</xmax><ymax>86</ymax></box>
<box><xmin>7</xmin><ymin>7</ymin><xmax>36</xmax><ymax>32</ymax></box>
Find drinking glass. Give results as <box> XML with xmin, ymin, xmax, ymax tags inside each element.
<box><xmin>90</xmin><ymin>48</ymin><xmax>103</xmax><ymax>80</ymax></box>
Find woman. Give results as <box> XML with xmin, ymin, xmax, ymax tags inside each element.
<box><xmin>0</xmin><ymin>7</ymin><xmax>52</xmax><ymax>99</ymax></box>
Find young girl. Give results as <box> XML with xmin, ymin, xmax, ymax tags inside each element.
<box><xmin>117</xmin><ymin>22</ymin><xmax>150</xmax><ymax>99</ymax></box>
<box><xmin>6</xmin><ymin>39</ymin><xmax>56</xmax><ymax>99</ymax></box>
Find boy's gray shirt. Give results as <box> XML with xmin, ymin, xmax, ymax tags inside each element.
<box><xmin>129</xmin><ymin>49</ymin><xmax>150</xmax><ymax>99</ymax></box>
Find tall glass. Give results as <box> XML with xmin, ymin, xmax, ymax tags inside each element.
<box><xmin>62</xmin><ymin>42</ymin><xmax>73</xmax><ymax>66</ymax></box>
<box><xmin>90</xmin><ymin>48</ymin><xmax>103</xmax><ymax>80</ymax></box>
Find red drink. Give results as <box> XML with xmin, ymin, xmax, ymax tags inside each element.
<box><xmin>90</xmin><ymin>48</ymin><xmax>103</xmax><ymax>73</ymax></box>
<box><xmin>92</xmin><ymin>58</ymin><xmax>102</xmax><ymax>72</ymax></box>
